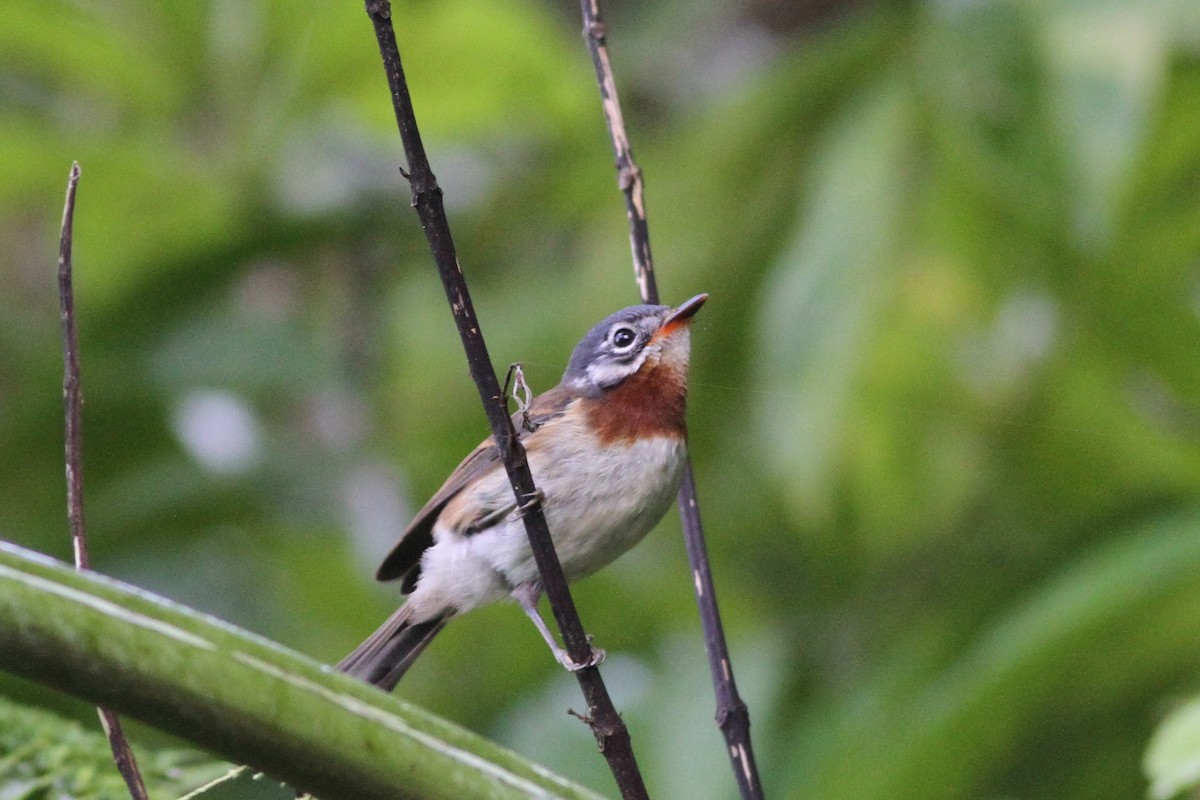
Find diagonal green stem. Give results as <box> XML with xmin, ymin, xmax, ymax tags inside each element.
<box><xmin>0</xmin><ymin>541</ymin><xmax>605</xmax><ymax>800</ymax></box>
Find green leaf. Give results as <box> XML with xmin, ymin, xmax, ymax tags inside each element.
<box><xmin>1036</xmin><ymin>1</ymin><xmax>1169</xmax><ymax>250</ymax></box>
<box><xmin>753</xmin><ymin>72</ymin><xmax>915</xmax><ymax>521</ymax></box>
<box><xmin>1147</xmin><ymin>696</ymin><xmax>1200</xmax><ymax>800</ymax></box>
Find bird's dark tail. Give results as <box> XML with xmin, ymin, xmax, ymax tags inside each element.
<box><xmin>337</xmin><ymin>605</ymin><xmax>447</xmax><ymax>691</ymax></box>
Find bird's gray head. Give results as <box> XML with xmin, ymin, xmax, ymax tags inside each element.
<box><xmin>562</xmin><ymin>294</ymin><xmax>707</xmax><ymax>396</ymax></box>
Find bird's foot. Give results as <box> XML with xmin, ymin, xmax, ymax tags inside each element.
<box><xmin>516</xmin><ymin>488</ymin><xmax>545</xmax><ymax>517</ymax></box>
<box><xmin>554</xmin><ymin>637</ymin><xmax>606</xmax><ymax>672</ymax></box>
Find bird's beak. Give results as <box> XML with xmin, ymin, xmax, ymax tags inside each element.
<box><xmin>658</xmin><ymin>293</ymin><xmax>708</xmax><ymax>337</ymax></box>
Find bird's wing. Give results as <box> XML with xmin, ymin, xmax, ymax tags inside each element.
<box><xmin>376</xmin><ymin>384</ymin><xmax>578</xmax><ymax>587</ymax></box>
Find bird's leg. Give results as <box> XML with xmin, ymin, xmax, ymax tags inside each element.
<box><xmin>475</xmin><ymin>489</ymin><xmax>543</xmax><ymax>536</ymax></box>
<box><xmin>511</xmin><ymin>582</ymin><xmax>606</xmax><ymax>672</ymax></box>
<box><xmin>472</xmin><ymin>502</ymin><xmax>517</xmax><ymax>531</ymax></box>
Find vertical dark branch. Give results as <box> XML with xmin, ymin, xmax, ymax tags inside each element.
<box><xmin>576</xmin><ymin>4</ymin><xmax>766</xmax><ymax>799</ymax></box>
<box><xmin>57</xmin><ymin>163</ymin><xmax>150</xmax><ymax>800</ymax></box>
<box><xmin>676</xmin><ymin>465</ymin><xmax>763</xmax><ymax>798</ymax></box>
<box><xmin>360</xmin><ymin>4</ymin><xmax>650</xmax><ymax>798</ymax></box>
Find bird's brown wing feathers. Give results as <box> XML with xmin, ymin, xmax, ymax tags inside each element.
<box><xmin>375</xmin><ymin>384</ymin><xmax>578</xmax><ymax>587</ymax></box>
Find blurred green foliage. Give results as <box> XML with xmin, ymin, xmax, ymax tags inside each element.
<box><xmin>3</xmin><ymin>0</ymin><xmax>1200</xmax><ymax>798</ymax></box>
<box><xmin>0</xmin><ymin>696</ymin><xmax>227</xmax><ymax>799</ymax></box>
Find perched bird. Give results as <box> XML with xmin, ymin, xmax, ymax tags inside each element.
<box><xmin>338</xmin><ymin>294</ymin><xmax>707</xmax><ymax>690</ymax></box>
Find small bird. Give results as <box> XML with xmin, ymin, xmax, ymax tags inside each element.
<box><xmin>338</xmin><ymin>294</ymin><xmax>707</xmax><ymax>690</ymax></box>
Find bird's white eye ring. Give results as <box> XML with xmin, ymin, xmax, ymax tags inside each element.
<box><xmin>610</xmin><ymin>325</ymin><xmax>637</xmax><ymax>350</ymax></box>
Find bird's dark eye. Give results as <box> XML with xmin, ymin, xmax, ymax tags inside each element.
<box><xmin>611</xmin><ymin>326</ymin><xmax>637</xmax><ymax>350</ymax></box>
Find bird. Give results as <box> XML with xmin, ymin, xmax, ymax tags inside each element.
<box><xmin>337</xmin><ymin>293</ymin><xmax>708</xmax><ymax>691</ymax></box>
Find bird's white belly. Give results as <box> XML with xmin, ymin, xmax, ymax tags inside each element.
<box><xmin>412</xmin><ymin>426</ymin><xmax>685</xmax><ymax>617</ymax></box>
<box><xmin>505</xmin><ymin>432</ymin><xmax>687</xmax><ymax>585</ymax></box>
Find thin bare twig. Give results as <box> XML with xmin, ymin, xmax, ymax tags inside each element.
<box><xmin>360</xmin><ymin>3</ymin><xmax>650</xmax><ymax>797</ymax></box>
<box><xmin>59</xmin><ymin>164</ymin><xmax>88</xmax><ymax>571</ymax></box>
<box><xmin>576</xmin><ymin>5</ymin><xmax>766</xmax><ymax>798</ymax></box>
<box><xmin>58</xmin><ymin>162</ymin><xmax>150</xmax><ymax>800</ymax></box>
<box><xmin>577</xmin><ymin>1</ymin><xmax>657</xmax><ymax>303</ymax></box>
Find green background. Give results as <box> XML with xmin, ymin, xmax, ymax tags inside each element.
<box><xmin>3</xmin><ymin>0</ymin><xmax>1200</xmax><ymax>798</ymax></box>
